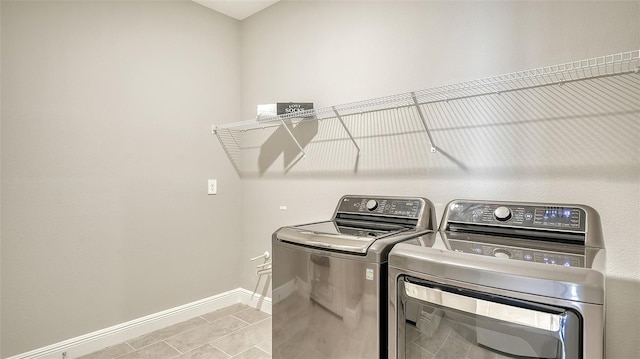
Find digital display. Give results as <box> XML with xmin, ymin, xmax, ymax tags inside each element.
<box><xmin>534</xmin><ymin>207</ymin><xmax>580</xmax><ymax>229</ymax></box>
<box><xmin>539</xmin><ymin>209</ymin><xmax>572</xmax><ymax>220</ymax></box>
<box><xmin>389</xmin><ymin>200</ymin><xmax>420</xmax><ymax>217</ymax></box>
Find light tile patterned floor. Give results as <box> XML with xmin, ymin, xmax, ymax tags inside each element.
<box><xmin>78</xmin><ymin>304</ymin><xmax>271</xmax><ymax>359</ymax></box>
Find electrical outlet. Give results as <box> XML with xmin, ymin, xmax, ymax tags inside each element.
<box><xmin>208</xmin><ymin>179</ymin><xmax>217</xmax><ymax>195</ymax></box>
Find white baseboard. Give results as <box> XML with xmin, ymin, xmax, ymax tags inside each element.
<box><xmin>7</xmin><ymin>288</ymin><xmax>272</xmax><ymax>359</ymax></box>
<box><xmin>237</xmin><ymin>288</ymin><xmax>272</xmax><ymax>315</ymax></box>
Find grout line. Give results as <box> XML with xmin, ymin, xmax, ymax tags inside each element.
<box><xmin>255</xmin><ymin>345</ymin><xmax>272</xmax><ymax>355</ymax></box>
<box><xmin>209</xmin><ymin>342</ymin><xmax>233</xmax><ymax>358</ymax></box>
<box><xmin>231</xmin><ymin>314</ymin><xmax>252</xmax><ymax>326</ymax></box>
<box><xmin>231</xmin><ymin>346</ymin><xmax>261</xmax><ymax>358</ymax></box>
<box><xmin>114</xmin><ymin>342</ymin><xmax>137</xmax><ymax>359</ymax></box>
<box><xmin>163</xmin><ymin>340</ymin><xmax>183</xmax><ymax>355</ymax></box>
<box><xmin>253</xmin><ymin>316</ymin><xmax>271</xmax><ymax>325</ymax></box>
<box><xmin>215</xmin><ymin>315</ymin><xmax>265</xmax><ymax>341</ymax></box>
<box><xmin>113</xmin><ymin>338</ymin><xmax>178</xmax><ymax>358</ymax></box>
<box><xmin>255</xmin><ymin>338</ymin><xmax>272</xmax><ymax>354</ymax></box>
<box><xmin>254</xmin><ymin>345</ymin><xmax>270</xmax><ymax>355</ymax></box>
<box><xmin>113</xmin><ymin>347</ymin><xmax>134</xmax><ymax>359</ymax></box>
<box><xmin>124</xmin><ymin>342</ymin><xmax>136</xmax><ymax>352</ymax></box>
<box><xmin>201</xmin><ymin>304</ymin><xmax>250</xmax><ymax>324</ymax></box>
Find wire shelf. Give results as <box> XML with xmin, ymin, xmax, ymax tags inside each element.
<box><xmin>215</xmin><ymin>50</ymin><xmax>639</xmax><ymax>131</ymax></box>
<box><xmin>212</xmin><ymin>50</ymin><xmax>640</xmax><ymax>175</ymax></box>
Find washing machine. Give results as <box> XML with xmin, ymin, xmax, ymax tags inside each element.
<box><xmin>389</xmin><ymin>199</ymin><xmax>606</xmax><ymax>359</ymax></box>
<box><xmin>272</xmin><ymin>195</ymin><xmax>436</xmax><ymax>359</ymax></box>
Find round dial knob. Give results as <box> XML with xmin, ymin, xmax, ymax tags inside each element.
<box><xmin>366</xmin><ymin>199</ymin><xmax>379</xmax><ymax>211</ymax></box>
<box><xmin>494</xmin><ymin>206</ymin><xmax>512</xmax><ymax>221</ymax></box>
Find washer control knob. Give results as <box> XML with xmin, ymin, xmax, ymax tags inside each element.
<box><xmin>494</xmin><ymin>206</ymin><xmax>512</xmax><ymax>221</ymax></box>
<box><xmin>366</xmin><ymin>199</ymin><xmax>379</xmax><ymax>211</ymax></box>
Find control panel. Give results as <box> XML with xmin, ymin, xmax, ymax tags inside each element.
<box><xmin>337</xmin><ymin>196</ymin><xmax>424</xmax><ymax>219</ymax></box>
<box><xmin>448</xmin><ymin>239</ymin><xmax>585</xmax><ymax>267</ymax></box>
<box><xmin>445</xmin><ymin>201</ymin><xmax>586</xmax><ymax>232</ymax></box>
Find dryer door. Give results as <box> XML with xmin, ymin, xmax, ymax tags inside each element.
<box><xmin>396</xmin><ymin>276</ymin><xmax>582</xmax><ymax>359</ymax></box>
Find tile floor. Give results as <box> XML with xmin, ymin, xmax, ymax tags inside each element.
<box><xmin>78</xmin><ymin>303</ymin><xmax>271</xmax><ymax>359</ymax></box>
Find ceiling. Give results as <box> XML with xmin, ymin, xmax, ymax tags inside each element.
<box><xmin>192</xmin><ymin>0</ymin><xmax>280</xmax><ymax>20</ymax></box>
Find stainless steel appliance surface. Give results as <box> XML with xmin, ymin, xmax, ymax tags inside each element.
<box><xmin>272</xmin><ymin>195</ymin><xmax>437</xmax><ymax>359</ymax></box>
<box><xmin>389</xmin><ymin>199</ymin><xmax>606</xmax><ymax>359</ymax></box>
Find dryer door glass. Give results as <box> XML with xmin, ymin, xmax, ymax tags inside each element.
<box><xmin>397</xmin><ymin>276</ymin><xmax>582</xmax><ymax>359</ymax></box>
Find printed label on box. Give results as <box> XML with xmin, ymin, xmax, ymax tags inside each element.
<box><xmin>277</xmin><ymin>102</ymin><xmax>314</xmax><ymax>117</ymax></box>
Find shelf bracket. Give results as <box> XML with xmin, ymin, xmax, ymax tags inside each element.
<box><xmin>278</xmin><ymin>118</ymin><xmax>306</xmax><ymax>157</ymax></box>
<box><xmin>411</xmin><ymin>92</ymin><xmax>437</xmax><ymax>153</ymax></box>
<box><xmin>332</xmin><ymin>107</ymin><xmax>361</xmax><ymax>157</ymax></box>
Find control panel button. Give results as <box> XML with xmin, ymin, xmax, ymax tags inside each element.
<box><xmin>494</xmin><ymin>206</ymin><xmax>512</xmax><ymax>221</ymax></box>
<box><xmin>366</xmin><ymin>199</ymin><xmax>379</xmax><ymax>211</ymax></box>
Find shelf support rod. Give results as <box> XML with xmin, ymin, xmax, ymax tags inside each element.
<box><xmin>411</xmin><ymin>92</ymin><xmax>437</xmax><ymax>153</ymax></box>
<box><xmin>332</xmin><ymin>106</ymin><xmax>361</xmax><ymax>157</ymax></box>
<box><xmin>278</xmin><ymin>118</ymin><xmax>306</xmax><ymax>157</ymax></box>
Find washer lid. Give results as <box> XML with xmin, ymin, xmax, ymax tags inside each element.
<box><xmin>275</xmin><ymin>220</ymin><xmax>409</xmax><ymax>254</ymax></box>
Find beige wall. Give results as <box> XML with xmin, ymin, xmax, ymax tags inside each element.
<box><xmin>0</xmin><ymin>0</ymin><xmax>3</xmax><ymax>354</ymax></box>
<box><xmin>2</xmin><ymin>0</ymin><xmax>639</xmax><ymax>357</ymax></box>
<box><xmin>1</xmin><ymin>1</ymin><xmax>242</xmax><ymax>356</ymax></box>
<box><xmin>239</xmin><ymin>1</ymin><xmax>640</xmax><ymax>358</ymax></box>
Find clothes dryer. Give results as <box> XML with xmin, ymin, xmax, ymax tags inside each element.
<box><xmin>389</xmin><ymin>200</ymin><xmax>606</xmax><ymax>359</ymax></box>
